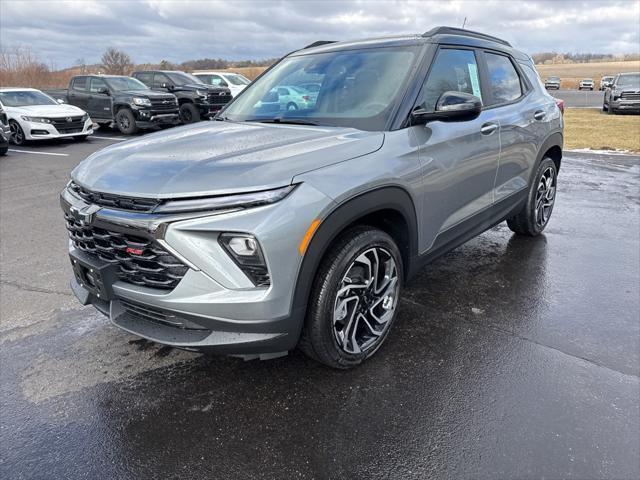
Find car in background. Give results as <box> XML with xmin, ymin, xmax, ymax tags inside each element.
<box><xmin>298</xmin><ymin>82</ymin><xmax>322</xmax><ymax>93</ymax></box>
<box><xmin>0</xmin><ymin>88</ymin><xmax>93</xmax><ymax>145</ymax></box>
<box><xmin>46</xmin><ymin>75</ymin><xmax>179</xmax><ymax>135</ymax></box>
<box><xmin>0</xmin><ymin>106</ymin><xmax>9</xmax><ymax>155</ymax></box>
<box><xmin>192</xmin><ymin>71</ymin><xmax>251</xmax><ymax>97</ymax></box>
<box><xmin>256</xmin><ymin>85</ymin><xmax>317</xmax><ymax>112</ymax></box>
<box><xmin>603</xmin><ymin>72</ymin><xmax>640</xmax><ymax>114</ymax></box>
<box><xmin>578</xmin><ymin>78</ymin><xmax>594</xmax><ymax>90</ymax></box>
<box><xmin>544</xmin><ymin>76</ymin><xmax>561</xmax><ymax>90</ymax></box>
<box><xmin>132</xmin><ymin>70</ymin><xmax>232</xmax><ymax>123</ymax></box>
<box><xmin>599</xmin><ymin>76</ymin><xmax>614</xmax><ymax>91</ymax></box>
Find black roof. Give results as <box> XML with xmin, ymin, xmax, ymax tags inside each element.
<box><xmin>294</xmin><ymin>26</ymin><xmax>527</xmax><ymax>60</ymax></box>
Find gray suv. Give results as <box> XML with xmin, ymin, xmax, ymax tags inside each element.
<box><xmin>61</xmin><ymin>27</ymin><xmax>563</xmax><ymax>368</ymax></box>
<box><xmin>603</xmin><ymin>72</ymin><xmax>640</xmax><ymax>114</ymax></box>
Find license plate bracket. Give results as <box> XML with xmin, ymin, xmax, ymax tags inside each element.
<box><xmin>69</xmin><ymin>249</ymin><xmax>117</xmax><ymax>301</ymax></box>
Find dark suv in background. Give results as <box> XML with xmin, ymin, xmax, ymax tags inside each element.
<box><xmin>62</xmin><ymin>27</ymin><xmax>563</xmax><ymax>368</ymax></box>
<box><xmin>48</xmin><ymin>75</ymin><xmax>179</xmax><ymax>134</ymax></box>
<box><xmin>132</xmin><ymin>70</ymin><xmax>232</xmax><ymax>123</ymax></box>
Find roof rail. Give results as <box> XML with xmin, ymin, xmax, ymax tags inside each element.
<box><xmin>302</xmin><ymin>40</ymin><xmax>337</xmax><ymax>49</ymax></box>
<box><xmin>423</xmin><ymin>26</ymin><xmax>511</xmax><ymax>47</ymax></box>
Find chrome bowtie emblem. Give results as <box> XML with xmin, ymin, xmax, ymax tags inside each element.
<box><xmin>66</xmin><ymin>117</ymin><xmax>73</xmax><ymax>122</ymax></box>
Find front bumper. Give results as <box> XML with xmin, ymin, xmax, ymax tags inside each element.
<box><xmin>196</xmin><ymin>103</ymin><xmax>228</xmax><ymax>118</ymax></box>
<box><xmin>22</xmin><ymin>118</ymin><xmax>93</xmax><ymax>140</ymax></box>
<box><xmin>610</xmin><ymin>99</ymin><xmax>640</xmax><ymax>112</ymax></box>
<box><xmin>133</xmin><ymin>108</ymin><xmax>180</xmax><ymax>126</ymax></box>
<box><xmin>61</xmin><ymin>182</ymin><xmax>333</xmax><ymax>355</ymax></box>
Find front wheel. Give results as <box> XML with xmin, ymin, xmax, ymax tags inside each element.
<box><xmin>0</xmin><ymin>145</ymin><xmax>7</xmax><ymax>156</ymax></box>
<box><xmin>507</xmin><ymin>157</ymin><xmax>557</xmax><ymax>236</ymax></box>
<box><xmin>9</xmin><ymin>120</ymin><xmax>25</xmax><ymax>145</ymax></box>
<box><xmin>115</xmin><ymin>109</ymin><xmax>138</xmax><ymax>135</ymax></box>
<box><xmin>179</xmin><ymin>103</ymin><xmax>200</xmax><ymax>124</ymax></box>
<box><xmin>299</xmin><ymin>226</ymin><xmax>403</xmax><ymax>369</ymax></box>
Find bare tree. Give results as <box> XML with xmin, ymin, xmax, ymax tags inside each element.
<box><xmin>100</xmin><ymin>47</ymin><xmax>133</xmax><ymax>75</ymax></box>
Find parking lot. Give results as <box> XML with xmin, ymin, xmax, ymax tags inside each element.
<box><xmin>1</xmin><ymin>132</ymin><xmax>639</xmax><ymax>479</ymax></box>
<box><xmin>552</xmin><ymin>89</ymin><xmax>605</xmax><ymax>108</ymax></box>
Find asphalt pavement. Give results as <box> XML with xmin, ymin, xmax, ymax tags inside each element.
<box><xmin>550</xmin><ymin>89</ymin><xmax>605</xmax><ymax>108</ymax></box>
<box><xmin>1</xmin><ymin>130</ymin><xmax>639</xmax><ymax>479</ymax></box>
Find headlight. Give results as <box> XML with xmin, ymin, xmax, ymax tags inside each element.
<box><xmin>132</xmin><ymin>97</ymin><xmax>152</xmax><ymax>107</ymax></box>
<box><xmin>81</xmin><ymin>114</ymin><xmax>89</xmax><ymax>121</ymax></box>
<box><xmin>153</xmin><ymin>185</ymin><xmax>296</xmax><ymax>213</ymax></box>
<box><xmin>219</xmin><ymin>233</ymin><xmax>270</xmax><ymax>286</ymax></box>
<box><xmin>21</xmin><ymin>116</ymin><xmax>51</xmax><ymax>123</ymax></box>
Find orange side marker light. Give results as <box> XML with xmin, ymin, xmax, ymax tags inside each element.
<box><xmin>299</xmin><ymin>219</ymin><xmax>321</xmax><ymax>256</ymax></box>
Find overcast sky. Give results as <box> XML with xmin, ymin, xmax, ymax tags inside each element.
<box><xmin>1</xmin><ymin>0</ymin><xmax>639</xmax><ymax>68</ymax></box>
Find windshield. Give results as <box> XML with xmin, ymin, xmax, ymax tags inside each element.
<box><xmin>222</xmin><ymin>46</ymin><xmax>419</xmax><ymax>131</ymax></box>
<box><xmin>105</xmin><ymin>77</ymin><xmax>149</xmax><ymax>91</ymax></box>
<box><xmin>0</xmin><ymin>90</ymin><xmax>57</xmax><ymax>107</ymax></box>
<box><xmin>166</xmin><ymin>72</ymin><xmax>203</xmax><ymax>85</ymax></box>
<box><xmin>617</xmin><ymin>74</ymin><xmax>640</xmax><ymax>87</ymax></box>
<box><xmin>226</xmin><ymin>74</ymin><xmax>250</xmax><ymax>85</ymax></box>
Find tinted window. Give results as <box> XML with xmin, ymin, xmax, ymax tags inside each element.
<box><xmin>72</xmin><ymin>77</ymin><xmax>87</xmax><ymax>91</ymax></box>
<box><xmin>153</xmin><ymin>73</ymin><xmax>171</xmax><ymax>89</ymax></box>
<box><xmin>223</xmin><ymin>46</ymin><xmax>418</xmax><ymax>131</ymax></box>
<box><xmin>196</xmin><ymin>74</ymin><xmax>225</xmax><ymax>86</ymax></box>
<box><xmin>420</xmin><ymin>49</ymin><xmax>482</xmax><ymax>111</ymax></box>
<box><xmin>135</xmin><ymin>72</ymin><xmax>153</xmax><ymax>86</ymax></box>
<box><xmin>89</xmin><ymin>77</ymin><xmax>108</xmax><ymax>93</ymax></box>
<box><xmin>105</xmin><ymin>77</ymin><xmax>148</xmax><ymax>91</ymax></box>
<box><xmin>485</xmin><ymin>53</ymin><xmax>522</xmax><ymax>104</ymax></box>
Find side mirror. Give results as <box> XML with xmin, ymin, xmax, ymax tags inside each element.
<box><xmin>412</xmin><ymin>91</ymin><xmax>482</xmax><ymax>124</ymax></box>
<box><xmin>57</xmin><ymin>98</ymin><xmax>65</xmax><ymax>104</ymax></box>
<box><xmin>97</xmin><ymin>87</ymin><xmax>110</xmax><ymax>95</ymax></box>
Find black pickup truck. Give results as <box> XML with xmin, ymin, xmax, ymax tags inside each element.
<box><xmin>131</xmin><ymin>70</ymin><xmax>232</xmax><ymax>123</ymax></box>
<box><xmin>46</xmin><ymin>75</ymin><xmax>179</xmax><ymax>134</ymax></box>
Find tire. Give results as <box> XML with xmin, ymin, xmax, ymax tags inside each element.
<box><xmin>298</xmin><ymin>226</ymin><xmax>403</xmax><ymax>369</ymax></box>
<box><xmin>0</xmin><ymin>145</ymin><xmax>7</xmax><ymax>156</ymax></box>
<box><xmin>506</xmin><ymin>157</ymin><xmax>557</xmax><ymax>236</ymax></box>
<box><xmin>608</xmin><ymin>104</ymin><xmax>616</xmax><ymax>115</ymax></box>
<box><xmin>286</xmin><ymin>102</ymin><xmax>298</xmax><ymax>111</ymax></box>
<box><xmin>179</xmin><ymin>103</ymin><xmax>200</xmax><ymax>124</ymax></box>
<box><xmin>73</xmin><ymin>135</ymin><xmax>89</xmax><ymax>141</ymax></box>
<box><xmin>9</xmin><ymin>120</ymin><xmax>25</xmax><ymax>145</ymax></box>
<box><xmin>602</xmin><ymin>102</ymin><xmax>608</xmax><ymax>112</ymax></box>
<box><xmin>115</xmin><ymin>109</ymin><xmax>138</xmax><ymax>135</ymax></box>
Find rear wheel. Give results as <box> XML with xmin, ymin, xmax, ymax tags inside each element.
<box><xmin>286</xmin><ymin>102</ymin><xmax>298</xmax><ymax>111</ymax></box>
<box><xmin>299</xmin><ymin>226</ymin><xmax>403</xmax><ymax>369</ymax></box>
<box><xmin>115</xmin><ymin>109</ymin><xmax>138</xmax><ymax>135</ymax></box>
<box><xmin>179</xmin><ymin>103</ymin><xmax>200</xmax><ymax>123</ymax></box>
<box><xmin>507</xmin><ymin>157</ymin><xmax>557</xmax><ymax>236</ymax></box>
<box><xmin>9</xmin><ymin>120</ymin><xmax>25</xmax><ymax>145</ymax></box>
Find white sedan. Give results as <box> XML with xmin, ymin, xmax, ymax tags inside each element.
<box><xmin>192</xmin><ymin>71</ymin><xmax>251</xmax><ymax>97</ymax></box>
<box><xmin>0</xmin><ymin>88</ymin><xmax>93</xmax><ymax>145</ymax></box>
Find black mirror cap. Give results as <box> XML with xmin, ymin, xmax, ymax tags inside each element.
<box><xmin>97</xmin><ymin>87</ymin><xmax>110</xmax><ymax>95</ymax></box>
<box><xmin>412</xmin><ymin>91</ymin><xmax>482</xmax><ymax>124</ymax></box>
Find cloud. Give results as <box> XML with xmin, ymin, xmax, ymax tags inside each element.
<box><xmin>1</xmin><ymin>0</ymin><xmax>638</xmax><ymax>68</ymax></box>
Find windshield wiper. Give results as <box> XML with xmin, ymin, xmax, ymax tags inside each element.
<box><xmin>246</xmin><ymin>117</ymin><xmax>320</xmax><ymax>126</ymax></box>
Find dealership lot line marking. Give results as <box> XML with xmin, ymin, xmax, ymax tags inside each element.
<box><xmin>92</xmin><ymin>135</ymin><xmax>126</xmax><ymax>141</ymax></box>
<box><xmin>8</xmin><ymin>149</ymin><xmax>69</xmax><ymax>157</ymax></box>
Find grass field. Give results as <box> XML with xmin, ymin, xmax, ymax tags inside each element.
<box><xmin>564</xmin><ymin>108</ymin><xmax>640</xmax><ymax>152</ymax></box>
<box><xmin>536</xmin><ymin>60</ymin><xmax>640</xmax><ymax>89</ymax></box>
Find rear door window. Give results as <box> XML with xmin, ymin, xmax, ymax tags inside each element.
<box><xmin>419</xmin><ymin>48</ymin><xmax>482</xmax><ymax>111</ymax></box>
<box><xmin>484</xmin><ymin>52</ymin><xmax>523</xmax><ymax>105</ymax></box>
<box><xmin>72</xmin><ymin>77</ymin><xmax>88</xmax><ymax>91</ymax></box>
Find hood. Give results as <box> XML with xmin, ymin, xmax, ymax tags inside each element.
<box><xmin>72</xmin><ymin>120</ymin><xmax>384</xmax><ymax>198</ymax></box>
<box><xmin>119</xmin><ymin>90</ymin><xmax>175</xmax><ymax>99</ymax></box>
<box><xmin>173</xmin><ymin>84</ymin><xmax>227</xmax><ymax>93</ymax></box>
<box><xmin>8</xmin><ymin>104</ymin><xmax>85</xmax><ymax>117</ymax></box>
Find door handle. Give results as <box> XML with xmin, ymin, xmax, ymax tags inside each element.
<box><xmin>534</xmin><ymin>110</ymin><xmax>545</xmax><ymax>121</ymax></box>
<box><xmin>480</xmin><ymin>123</ymin><xmax>498</xmax><ymax>135</ymax></box>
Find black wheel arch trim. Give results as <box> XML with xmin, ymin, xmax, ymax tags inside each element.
<box><xmin>291</xmin><ymin>186</ymin><xmax>419</xmax><ymax>315</ymax></box>
<box><xmin>534</xmin><ymin>131</ymin><xmax>563</xmax><ymax>175</ymax></box>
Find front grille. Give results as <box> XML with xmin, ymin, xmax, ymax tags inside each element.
<box><xmin>207</xmin><ymin>92</ymin><xmax>232</xmax><ymax>106</ymax></box>
<box><xmin>149</xmin><ymin>98</ymin><xmax>178</xmax><ymax>111</ymax></box>
<box><xmin>621</xmin><ymin>92</ymin><xmax>640</xmax><ymax>100</ymax></box>
<box><xmin>69</xmin><ymin>182</ymin><xmax>160</xmax><ymax>212</ymax></box>
<box><xmin>50</xmin><ymin>116</ymin><xmax>85</xmax><ymax>133</ymax></box>
<box><xmin>121</xmin><ymin>299</ymin><xmax>179</xmax><ymax>326</ymax></box>
<box><xmin>65</xmin><ymin>213</ymin><xmax>189</xmax><ymax>290</ymax></box>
